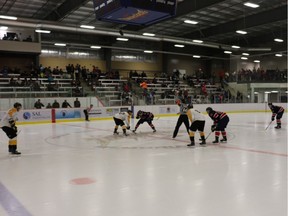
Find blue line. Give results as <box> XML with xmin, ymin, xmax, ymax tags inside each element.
<box><xmin>0</xmin><ymin>181</ymin><xmax>33</xmax><ymax>216</ymax></box>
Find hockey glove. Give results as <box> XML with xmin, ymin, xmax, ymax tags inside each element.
<box><xmin>13</xmin><ymin>126</ymin><xmax>18</xmax><ymax>133</ymax></box>
<box><xmin>211</xmin><ymin>125</ymin><xmax>216</xmax><ymax>132</ymax></box>
<box><xmin>271</xmin><ymin>116</ymin><xmax>275</xmax><ymax>121</ymax></box>
<box><xmin>9</xmin><ymin>119</ymin><xmax>15</xmax><ymax>127</ymax></box>
<box><xmin>126</xmin><ymin>126</ymin><xmax>130</xmax><ymax>130</ymax></box>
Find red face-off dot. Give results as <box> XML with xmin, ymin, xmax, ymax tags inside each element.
<box><xmin>70</xmin><ymin>178</ymin><xmax>96</xmax><ymax>185</ymax></box>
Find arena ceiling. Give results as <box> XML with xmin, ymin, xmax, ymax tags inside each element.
<box><xmin>0</xmin><ymin>0</ymin><xmax>287</xmax><ymax>60</ymax></box>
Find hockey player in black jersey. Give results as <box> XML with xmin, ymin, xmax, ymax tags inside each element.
<box><xmin>206</xmin><ymin>107</ymin><xmax>229</xmax><ymax>143</ymax></box>
<box><xmin>268</xmin><ymin>103</ymin><xmax>285</xmax><ymax>129</ymax></box>
<box><xmin>132</xmin><ymin>110</ymin><xmax>156</xmax><ymax>133</ymax></box>
<box><xmin>172</xmin><ymin>99</ymin><xmax>190</xmax><ymax>138</ymax></box>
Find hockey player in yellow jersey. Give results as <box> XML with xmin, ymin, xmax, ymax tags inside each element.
<box><xmin>1</xmin><ymin>102</ymin><xmax>22</xmax><ymax>154</ymax></box>
<box><xmin>186</xmin><ymin>105</ymin><xmax>206</xmax><ymax>147</ymax></box>
<box><xmin>113</xmin><ymin>110</ymin><xmax>133</xmax><ymax>136</ymax></box>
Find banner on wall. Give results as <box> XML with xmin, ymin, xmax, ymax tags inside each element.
<box><xmin>55</xmin><ymin>109</ymin><xmax>81</xmax><ymax>119</ymax></box>
<box><xmin>20</xmin><ymin>110</ymin><xmax>52</xmax><ymax>122</ymax></box>
<box><xmin>159</xmin><ymin>106</ymin><xmax>178</xmax><ymax>114</ymax></box>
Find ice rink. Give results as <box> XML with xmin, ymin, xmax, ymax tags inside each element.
<box><xmin>0</xmin><ymin>112</ymin><xmax>287</xmax><ymax>216</ymax></box>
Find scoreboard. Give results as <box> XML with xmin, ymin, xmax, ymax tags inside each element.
<box><xmin>93</xmin><ymin>0</ymin><xmax>177</xmax><ymax>25</ymax></box>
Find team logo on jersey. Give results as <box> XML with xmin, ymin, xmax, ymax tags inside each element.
<box><xmin>23</xmin><ymin>112</ymin><xmax>31</xmax><ymax>120</ymax></box>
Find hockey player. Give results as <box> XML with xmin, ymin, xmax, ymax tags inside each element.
<box><xmin>172</xmin><ymin>99</ymin><xmax>190</xmax><ymax>138</ymax></box>
<box><xmin>1</xmin><ymin>102</ymin><xmax>22</xmax><ymax>155</ymax></box>
<box><xmin>206</xmin><ymin>107</ymin><xmax>229</xmax><ymax>143</ymax></box>
<box><xmin>132</xmin><ymin>110</ymin><xmax>156</xmax><ymax>133</ymax></box>
<box><xmin>113</xmin><ymin>110</ymin><xmax>132</xmax><ymax>136</ymax></box>
<box><xmin>84</xmin><ymin>104</ymin><xmax>93</xmax><ymax>121</ymax></box>
<box><xmin>187</xmin><ymin>105</ymin><xmax>206</xmax><ymax>147</ymax></box>
<box><xmin>268</xmin><ymin>103</ymin><xmax>284</xmax><ymax>129</ymax></box>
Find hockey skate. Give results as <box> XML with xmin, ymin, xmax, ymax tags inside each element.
<box><xmin>132</xmin><ymin>130</ymin><xmax>137</xmax><ymax>133</ymax></box>
<box><xmin>220</xmin><ymin>138</ymin><xmax>227</xmax><ymax>142</ymax></box>
<box><xmin>275</xmin><ymin>125</ymin><xmax>281</xmax><ymax>129</ymax></box>
<box><xmin>123</xmin><ymin>133</ymin><xmax>129</xmax><ymax>136</ymax></box>
<box><xmin>153</xmin><ymin>129</ymin><xmax>156</xmax><ymax>133</ymax></box>
<box><xmin>199</xmin><ymin>140</ymin><xmax>206</xmax><ymax>145</ymax></box>
<box><xmin>113</xmin><ymin>132</ymin><xmax>119</xmax><ymax>135</ymax></box>
<box><xmin>187</xmin><ymin>142</ymin><xmax>195</xmax><ymax>147</ymax></box>
<box><xmin>10</xmin><ymin>150</ymin><xmax>21</xmax><ymax>155</ymax></box>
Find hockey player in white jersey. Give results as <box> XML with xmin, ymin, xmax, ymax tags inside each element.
<box><xmin>186</xmin><ymin>105</ymin><xmax>206</xmax><ymax>147</ymax></box>
<box><xmin>113</xmin><ymin>110</ymin><xmax>133</xmax><ymax>136</ymax></box>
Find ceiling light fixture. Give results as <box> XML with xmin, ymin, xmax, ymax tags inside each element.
<box><xmin>241</xmin><ymin>57</ymin><xmax>248</xmax><ymax>60</ymax></box>
<box><xmin>174</xmin><ymin>44</ymin><xmax>185</xmax><ymax>48</ymax></box>
<box><xmin>236</xmin><ymin>30</ymin><xmax>247</xmax><ymax>35</ymax></box>
<box><xmin>0</xmin><ymin>15</ymin><xmax>17</xmax><ymax>20</ymax></box>
<box><xmin>242</xmin><ymin>53</ymin><xmax>250</xmax><ymax>56</ymax></box>
<box><xmin>0</xmin><ymin>26</ymin><xmax>8</xmax><ymax>30</ymax></box>
<box><xmin>142</xmin><ymin>33</ymin><xmax>155</xmax><ymax>37</ymax></box>
<box><xmin>224</xmin><ymin>51</ymin><xmax>232</xmax><ymax>54</ymax></box>
<box><xmin>35</xmin><ymin>29</ymin><xmax>51</xmax><ymax>34</ymax></box>
<box><xmin>116</xmin><ymin>37</ymin><xmax>129</xmax><ymax>41</ymax></box>
<box><xmin>232</xmin><ymin>45</ymin><xmax>240</xmax><ymax>49</ymax></box>
<box><xmin>184</xmin><ymin>20</ymin><xmax>198</xmax><ymax>25</ymax></box>
<box><xmin>254</xmin><ymin>60</ymin><xmax>260</xmax><ymax>63</ymax></box>
<box><xmin>275</xmin><ymin>54</ymin><xmax>282</xmax><ymax>57</ymax></box>
<box><xmin>271</xmin><ymin>91</ymin><xmax>278</xmax><ymax>93</ymax></box>
<box><xmin>192</xmin><ymin>39</ymin><xmax>203</xmax><ymax>43</ymax></box>
<box><xmin>274</xmin><ymin>38</ymin><xmax>284</xmax><ymax>42</ymax></box>
<box><xmin>193</xmin><ymin>55</ymin><xmax>201</xmax><ymax>58</ymax></box>
<box><xmin>54</xmin><ymin>43</ymin><xmax>66</xmax><ymax>46</ymax></box>
<box><xmin>244</xmin><ymin>2</ymin><xmax>260</xmax><ymax>8</ymax></box>
<box><xmin>80</xmin><ymin>25</ymin><xmax>95</xmax><ymax>29</ymax></box>
<box><xmin>144</xmin><ymin>50</ymin><xmax>153</xmax><ymax>53</ymax></box>
<box><xmin>90</xmin><ymin>46</ymin><xmax>101</xmax><ymax>49</ymax></box>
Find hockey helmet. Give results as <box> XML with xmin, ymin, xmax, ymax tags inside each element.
<box><xmin>127</xmin><ymin>110</ymin><xmax>133</xmax><ymax>114</ymax></box>
<box><xmin>206</xmin><ymin>107</ymin><xmax>213</xmax><ymax>113</ymax></box>
<box><xmin>14</xmin><ymin>102</ymin><xmax>22</xmax><ymax>108</ymax></box>
<box><xmin>268</xmin><ymin>102</ymin><xmax>273</xmax><ymax>106</ymax></box>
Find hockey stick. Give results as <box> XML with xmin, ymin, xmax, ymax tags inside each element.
<box><xmin>204</xmin><ymin>131</ymin><xmax>212</xmax><ymax>140</ymax></box>
<box><xmin>265</xmin><ymin>121</ymin><xmax>273</xmax><ymax>130</ymax></box>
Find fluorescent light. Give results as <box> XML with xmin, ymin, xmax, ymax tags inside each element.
<box><xmin>192</xmin><ymin>39</ymin><xmax>203</xmax><ymax>43</ymax></box>
<box><xmin>224</xmin><ymin>51</ymin><xmax>232</xmax><ymax>54</ymax></box>
<box><xmin>80</xmin><ymin>25</ymin><xmax>95</xmax><ymax>29</ymax></box>
<box><xmin>193</xmin><ymin>55</ymin><xmax>201</xmax><ymax>58</ymax></box>
<box><xmin>142</xmin><ymin>33</ymin><xmax>155</xmax><ymax>37</ymax></box>
<box><xmin>90</xmin><ymin>46</ymin><xmax>101</xmax><ymax>49</ymax></box>
<box><xmin>116</xmin><ymin>37</ymin><xmax>129</xmax><ymax>41</ymax></box>
<box><xmin>241</xmin><ymin>57</ymin><xmax>248</xmax><ymax>60</ymax></box>
<box><xmin>271</xmin><ymin>91</ymin><xmax>278</xmax><ymax>93</ymax></box>
<box><xmin>174</xmin><ymin>44</ymin><xmax>185</xmax><ymax>48</ymax></box>
<box><xmin>244</xmin><ymin>2</ymin><xmax>259</xmax><ymax>8</ymax></box>
<box><xmin>264</xmin><ymin>91</ymin><xmax>271</xmax><ymax>94</ymax></box>
<box><xmin>54</xmin><ymin>43</ymin><xmax>66</xmax><ymax>46</ymax></box>
<box><xmin>254</xmin><ymin>60</ymin><xmax>260</xmax><ymax>63</ymax></box>
<box><xmin>275</xmin><ymin>54</ymin><xmax>282</xmax><ymax>57</ymax></box>
<box><xmin>232</xmin><ymin>45</ymin><xmax>240</xmax><ymax>49</ymax></box>
<box><xmin>35</xmin><ymin>29</ymin><xmax>51</xmax><ymax>34</ymax></box>
<box><xmin>286</xmin><ymin>91</ymin><xmax>288</xmax><ymax>93</ymax></box>
<box><xmin>236</xmin><ymin>30</ymin><xmax>247</xmax><ymax>35</ymax></box>
<box><xmin>254</xmin><ymin>92</ymin><xmax>258</xmax><ymax>94</ymax></box>
<box><xmin>242</xmin><ymin>53</ymin><xmax>250</xmax><ymax>56</ymax></box>
<box><xmin>184</xmin><ymin>20</ymin><xmax>198</xmax><ymax>25</ymax></box>
<box><xmin>0</xmin><ymin>26</ymin><xmax>8</xmax><ymax>30</ymax></box>
<box><xmin>144</xmin><ymin>50</ymin><xmax>153</xmax><ymax>53</ymax></box>
<box><xmin>274</xmin><ymin>38</ymin><xmax>283</xmax><ymax>42</ymax></box>
<box><xmin>0</xmin><ymin>15</ymin><xmax>17</xmax><ymax>20</ymax></box>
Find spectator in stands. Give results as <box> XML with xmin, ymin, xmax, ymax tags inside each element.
<box><xmin>2</xmin><ymin>34</ymin><xmax>8</xmax><ymax>40</ymax></box>
<box><xmin>141</xmin><ymin>71</ymin><xmax>147</xmax><ymax>78</ymax></box>
<box><xmin>52</xmin><ymin>100</ymin><xmax>60</xmax><ymax>108</ymax></box>
<box><xmin>62</xmin><ymin>100</ymin><xmax>72</xmax><ymax>108</ymax></box>
<box><xmin>9</xmin><ymin>77</ymin><xmax>16</xmax><ymax>86</ymax></box>
<box><xmin>140</xmin><ymin>80</ymin><xmax>148</xmax><ymax>98</ymax></box>
<box><xmin>74</xmin><ymin>98</ymin><xmax>81</xmax><ymax>108</ymax></box>
<box><xmin>46</xmin><ymin>103</ymin><xmax>52</xmax><ymax>109</ymax></box>
<box><xmin>34</xmin><ymin>99</ymin><xmax>44</xmax><ymax>109</ymax></box>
